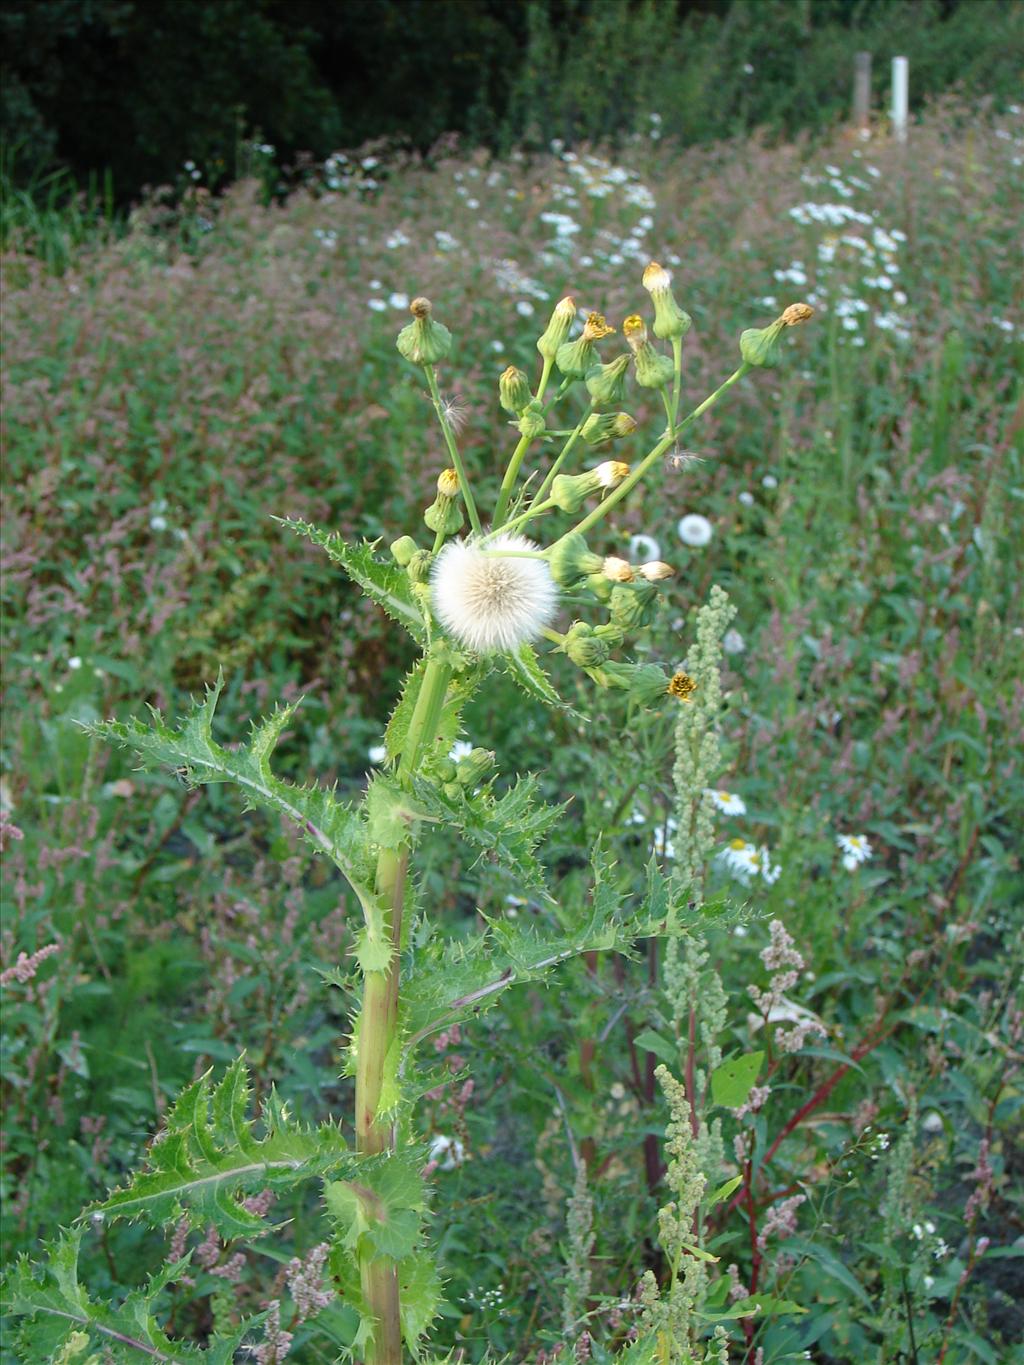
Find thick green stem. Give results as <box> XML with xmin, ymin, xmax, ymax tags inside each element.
<box><xmin>424</xmin><ymin>365</ymin><xmax>482</xmax><ymax>536</ymax></box>
<box><xmin>353</xmin><ymin>654</ymin><xmax>452</xmax><ymax>1364</ymax></box>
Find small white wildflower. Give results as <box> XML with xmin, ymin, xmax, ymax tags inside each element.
<box><xmin>449</xmin><ymin>739</ymin><xmax>474</xmax><ymax>762</ymax></box>
<box><xmin>150</xmin><ymin>514</ymin><xmax>168</xmax><ymax>531</ymax></box>
<box><xmin>923</xmin><ymin>1275</ymin><xmax>935</xmax><ymax>1291</ymax></box>
<box><xmin>677</xmin><ymin>513</ymin><xmax>714</xmax><ymax>547</ymax></box>
<box><xmin>738</xmin><ymin>490</ymin><xmax>755</xmax><ymax>507</ymax></box>
<box><xmin>428</xmin><ymin>1134</ymin><xmax>465</xmax><ymax>1170</ymax></box>
<box><xmin>368</xmin><ymin>744</ymin><xmax>387</xmax><ymax>764</ymax></box>
<box><xmin>762</xmin><ymin>474</ymin><xmax>778</xmax><ymax>489</ymax></box>
<box><xmin>723</xmin><ymin>628</ymin><xmax>746</xmax><ymax>655</ymax></box>
<box><xmin>922</xmin><ymin>1111</ymin><xmax>944</xmax><ymax>1133</ymax></box>
<box><xmin>367</xmin><ymin>298</ymin><xmax>387</xmax><ymax>312</ymax></box>
<box><xmin>68</xmin><ymin>656</ymin><xmax>82</xmax><ymax>671</ymax></box>
<box><xmin>431</xmin><ymin>534</ymin><xmax>557</xmax><ymax>654</ymax></box>
<box><xmin>628</xmin><ymin>533</ymin><xmax>660</xmax><ymax>562</ymax></box>
<box><xmin>707</xmin><ymin>789</ymin><xmax>747</xmax><ymax>815</ymax></box>
<box><xmin>719</xmin><ymin>839</ymin><xmax>780</xmax><ymax>885</ymax></box>
<box><xmin>837</xmin><ymin>833</ymin><xmax>873</xmax><ymax>870</ymax></box>
<box><xmin>925</xmin><ymin>1220</ymin><xmax>936</xmax><ymax>1235</ymax></box>
<box><xmin>388</xmin><ymin>291</ymin><xmax>410</xmax><ymax>309</ymax></box>
<box><xmin>515</xmin><ymin>300</ymin><xmax>534</xmax><ymax>317</ymax></box>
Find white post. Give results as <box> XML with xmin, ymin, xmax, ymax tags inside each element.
<box><xmin>891</xmin><ymin>56</ymin><xmax>909</xmax><ymax>143</ymax></box>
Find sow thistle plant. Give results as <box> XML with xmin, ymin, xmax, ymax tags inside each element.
<box><xmin>5</xmin><ymin>264</ymin><xmax>812</xmax><ymax>1363</ymax></box>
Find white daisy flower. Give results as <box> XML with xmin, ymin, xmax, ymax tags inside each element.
<box><xmin>628</xmin><ymin>533</ymin><xmax>661</xmax><ymax>562</ymax></box>
<box><xmin>677</xmin><ymin>513</ymin><xmax>713</xmax><ymax>547</ymax></box>
<box><xmin>68</xmin><ymin>656</ymin><xmax>83</xmax><ymax>670</ymax></box>
<box><xmin>718</xmin><ymin>839</ymin><xmax>781</xmax><ymax>885</ymax></box>
<box><xmin>367</xmin><ymin>744</ymin><xmax>387</xmax><ymax>764</ymax></box>
<box><xmin>431</xmin><ymin>533</ymin><xmax>558</xmax><ymax>654</ymax></box>
<box><xmin>722</xmin><ymin>628</ymin><xmax>746</xmax><ymax>655</ymax></box>
<box><xmin>837</xmin><ymin>833</ymin><xmax>872</xmax><ymax>870</ymax></box>
<box><xmin>428</xmin><ymin>1133</ymin><xmax>465</xmax><ymax>1170</ymax></box>
<box><xmin>707</xmin><ymin>789</ymin><xmax>747</xmax><ymax>815</ymax></box>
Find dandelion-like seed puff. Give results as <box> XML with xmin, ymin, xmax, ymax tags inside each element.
<box><xmin>431</xmin><ymin>533</ymin><xmax>558</xmax><ymax>654</ymax></box>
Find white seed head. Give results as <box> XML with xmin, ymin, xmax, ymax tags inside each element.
<box><xmin>430</xmin><ymin>533</ymin><xmax>557</xmax><ymax>654</ymax></box>
<box><xmin>601</xmin><ymin>556</ymin><xmax>634</xmax><ymax>582</ymax></box>
<box><xmin>595</xmin><ymin>459</ymin><xmax>629</xmax><ymax>488</ymax></box>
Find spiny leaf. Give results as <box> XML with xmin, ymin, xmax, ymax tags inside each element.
<box><xmin>402</xmin><ymin>844</ymin><xmax>675</xmax><ymax>1044</ymax></box>
<box><xmin>2</xmin><ymin>1226</ymin><xmax>253</xmax><ymax>1363</ymax></box>
<box><xmin>325</xmin><ymin>1152</ymin><xmax>428</xmax><ymax>1264</ymax></box>
<box><xmin>279</xmin><ymin>518</ymin><xmax>428</xmax><ymax>645</ymax></box>
<box><xmin>88</xmin><ymin>1058</ymin><xmax>352</xmax><ymax>1233</ymax></box>
<box><xmin>499</xmin><ymin>642</ymin><xmax>569</xmax><ymax>710</ymax></box>
<box><xmin>411</xmin><ymin>772</ymin><xmax>564</xmax><ymax>900</ymax></box>
<box><xmin>91</xmin><ymin>675</ymin><xmax>378</xmax><ymax>920</ymax></box>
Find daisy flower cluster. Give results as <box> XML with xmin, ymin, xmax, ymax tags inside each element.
<box><xmin>777</xmin><ymin>157</ymin><xmax>910</xmax><ymax>345</ymax></box>
<box><xmin>718</xmin><ymin>838</ymin><xmax>782</xmax><ymax>887</ymax></box>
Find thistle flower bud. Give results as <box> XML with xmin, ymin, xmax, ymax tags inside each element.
<box><xmin>549</xmin><ymin>532</ymin><xmax>604</xmax><ymax>587</ymax></box>
<box><xmin>424</xmin><ymin>467</ymin><xmax>465</xmax><ymax>535</ymax></box>
<box><xmin>642</xmin><ymin>262</ymin><xmax>692</xmax><ymax>342</ymax></box>
<box><xmin>499</xmin><ymin>365</ymin><xmax>533</xmax><ymax>416</ymax></box>
<box><xmin>601</xmin><ymin>556</ymin><xmax>634</xmax><ymax>583</ymax></box>
<box><xmin>550</xmin><ymin>460</ymin><xmax>629</xmax><ymax>514</ymax></box>
<box><xmin>585</xmin><ymin>353</ymin><xmax>631</xmax><ymax>408</ymax></box>
<box><xmin>396</xmin><ymin>296</ymin><xmax>452</xmax><ymax>365</ymax></box>
<box><xmin>456</xmin><ymin>747</ymin><xmax>495</xmax><ymax>788</ymax></box>
<box><xmin>622</xmin><ymin>314</ymin><xmax>674</xmax><ymax>390</ymax></box>
<box><xmin>740</xmin><ymin>302</ymin><xmax>814</xmax><ymax>367</ymax></box>
<box><xmin>435</xmin><ymin>757</ymin><xmax>457</xmax><ymax>782</ymax></box>
<box><xmin>581</xmin><ymin>412</ymin><xmax>637</xmax><ymax>446</ymax></box>
<box><xmin>593</xmin><ymin>623</ymin><xmax>625</xmax><ymax>648</ymax></box>
<box><xmin>517</xmin><ymin>399</ymin><xmax>547</xmax><ymax>439</ymax></box>
<box><xmin>537</xmin><ymin>296</ymin><xmax>577</xmax><ymax>361</ymax></box>
<box><xmin>390</xmin><ymin>535</ymin><xmax>419</xmax><ymax>567</ymax></box>
<box><xmin>638</xmin><ymin>560</ymin><xmax>674</xmax><ymax>581</ymax></box>
<box><xmin>407</xmin><ymin>548</ymin><xmax>434</xmax><ymax>583</ymax></box>
<box><xmin>563</xmin><ymin>621</ymin><xmax>611</xmax><ymax>668</ymax></box>
<box><xmin>587</xmin><ymin>572</ymin><xmax>612</xmax><ymax>602</ymax></box>
<box><xmin>609</xmin><ymin>580</ymin><xmax>657</xmax><ymax>630</ymax></box>
<box><xmin>556</xmin><ymin>312</ymin><xmax>615</xmax><ymax>379</ymax></box>
<box><xmin>599</xmin><ymin>660</ymin><xmax>673</xmax><ymax>707</ymax></box>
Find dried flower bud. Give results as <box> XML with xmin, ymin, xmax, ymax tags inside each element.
<box><xmin>551</xmin><ymin>461</ymin><xmax>629</xmax><ymax>513</ymax></box>
<box><xmin>781</xmin><ymin>302</ymin><xmax>814</xmax><ymax>326</ymax></box>
<box><xmin>499</xmin><ymin>365</ymin><xmax>533</xmax><ymax>416</ymax></box>
<box><xmin>602</xmin><ymin>556</ymin><xmax>634</xmax><ymax>583</ymax></box>
<box><xmin>740</xmin><ymin>303</ymin><xmax>813</xmax><ymax>367</ymax></box>
<box><xmin>557</xmin><ymin>313</ymin><xmax>615</xmax><ymax>379</ymax></box>
<box><xmin>516</xmin><ymin>399</ymin><xmax>546</xmax><ymax>439</ymax></box>
<box><xmin>396</xmin><ymin>296</ymin><xmax>452</xmax><ymax>365</ymax></box>
<box><xmin>437</xmin><ymin>468</ymin><xmax>460</xmax><ymax>497</ymax></box>
<box><xmin>585</xmin><ymin>353</ymin><xmax>631</xmax><ymax>408</ymax></box>
<box><xmin>667</xmin><ymin>670</ymin><xmax>697</xmax><ymax>701</ymax></box>
<box><xmin>623</xmin><ymin>313</ymin><xmax>674</xmax><ymax>390</ymax></box>
<box><xmin>642</xmin><ymin>262</ymin><xmax>692</xmax><ymax>342</ymax></box>
<box><xmin>581</xmin><ymin>411</ymin><xmax>637</xmax><ymax>446</ymax></box>
<box><xmin>548</xmin><ymin>532</ymin><xmax>603</xmax><ymax>587</ymax></box>
<box><xmin>638</xmin><ymin>560</ymin><xmax>674</xmax><ymax>581</ymax></box>
<box><xmin>537</xmin><ymin>296</ymin><xmax>577</xmax><ymax>360</ymax></box>
<box><xmin>390</xmin><ymin>535</ymin><xmax>419</xmax><ymax>567</ymax></box>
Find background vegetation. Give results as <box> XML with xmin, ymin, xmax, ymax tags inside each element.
<box><xmin>2</xmin><ymin>0</ymin><xmax>1023</xmax><ymax>202</ymax></box>
<box><xmin>1</xmin><ymin>29</ymin><xmax>1022</xmax><ymax>1365</ymax></box>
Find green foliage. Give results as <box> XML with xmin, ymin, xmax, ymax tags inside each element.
<box><xmin>91</xmin><ymin>1057</ymin><xmax>351</xmax><ymax>1232</ymax></box>
<box><xmin>4</xmin><ymin>1226</ymin><xmax>251</xmax><ymax>1363</ymax></box>
<box><xmin>92</xmin><ymin>673</ymin><xmax>377</xmax><ymax>917</ymax></box>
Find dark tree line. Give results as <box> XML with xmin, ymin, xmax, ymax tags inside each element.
<box><xmin>2</xmin><ymin>0</ymin><xmax>1021</xmax><ymax>201</ymax></box>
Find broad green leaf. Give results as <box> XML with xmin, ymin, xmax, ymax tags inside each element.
<box><xmin>785</xmin><ymin>1236</ymin><xmax>871</xmax><ymax>1306</ymax></box>
<box><xmin>325</xmin><ymin>1153</ymin><xmax>427</xmax><ymax>1263</ymax></box>
<box><xmin>705</xmin><ymin>1174</ymin><xmax>744</xmax><ymax>1208</ymax></box>
<box><xmin>710</xmin><ymin>1051</ymin><xmax>764</xmax><ymax>1109</ymax></box>
<box><xmin>633</xmin><ymin>1029</ymin><xmax>679</xmax><ymax>1068</ymax></box>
